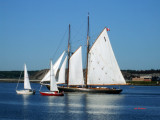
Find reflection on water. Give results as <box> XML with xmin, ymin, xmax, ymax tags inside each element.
<box><xmin>22</xmin><ymin>95</ymin><xmax>29</xmax><ymax>106</ymax></box>
<box><xmin>22</xmin><ymin>95</ymin><xmax>31</xmax><ymax>119</ymax></box>
<box><xmin>37</xmin><ymin>93</ymin><xmax>125</xmax><ymax>120</ymax></box>
<box><xmin>0</xmin><ymin>83</ymin><xmax>160</xmax><ymax>120</ymax></box>
<box><xmin>61</xmin><ymin>93</ymin><xmax>125</xmax><ymax>120</ymax></box>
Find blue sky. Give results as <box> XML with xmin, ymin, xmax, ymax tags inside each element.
<box><xmin>0</xmin><ymin>0</ymin><xmax>160</xmax><ymax>70</ymax></box>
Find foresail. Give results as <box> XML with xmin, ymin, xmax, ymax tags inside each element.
<box><xmin>40</xmin><ymin>51</ymin><xmax>65</xmax><ymax>83</ymax></box>
<box><xmin>57</xmin><ymin>56</ymin><xmax>67</xmax><ymax>84</ymax></box>
<box><xmin>40</xmin><ymin>70</ymin><xmax>50</xmax><ymax>83</ymax></box>
<box><xmin>87</xmin><ymin>28</ymin><xmax>126</xmax><ymax>85</ymax></box>
<box><xmin>53</xmin><ymin>51</ymin><xmax>65</xmax><ymax>76</ymax></box>
<box><xmin>24</xmin><ymin>64</ymin><xmax>31</xmax><ymax>89</ymax></box>
<box><xmin>50</xmin><ymin>61</ymin><xmax>58</xmax><ymax>91</ymax></box>
<box><xmin>69</xmin><ymin>46</ymin><xmax>84</xmax><ymax>85</ymax></box>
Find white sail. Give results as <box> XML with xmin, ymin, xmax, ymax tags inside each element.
<box><xmin>53</xmin><ymin>51</ymin><xmax>65</xmax><ymax>76</ymax></box>
<box><xmin>40</xmin><ymin>70</ymin><xmax>50</xmax><ymax>83</ymax></box>
<box><xmin>24</xmin><ymin>64</ymin><xmax>31</xmax><ymax>89</ymax></box>
<box><xmin>40</xmin><ymin>51</ymin><xmax>65</xmax><ymax>83</ymax></box>
<box><xmin>87</xmin><ymin>28</ymin><xmax>126</xmax><ymax>85</ymax></box>
<box><xmin>50</xmin><ymin>61</ymin><xmax>58</xmax><ymax>91</ymax></box>
<box><xmin>57</xmin><ymin>56</ymin><xmax>67</xmax><ymax>84</ymax></box>
<box><xmin>69</xmin><ymin>46</ymin><xmax>84</xmax><ymax>85</ymax></box>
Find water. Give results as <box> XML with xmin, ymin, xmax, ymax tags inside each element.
<box><xmin>0</xmin><ymin>83</ymin><xmax>160</xmax><ymax>120</ymax></box>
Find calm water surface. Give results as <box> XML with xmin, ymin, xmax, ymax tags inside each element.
<box><xmin>0</xmin><ymin>83</ymin><xmax>160</xmax><ymax>120</ymax></box>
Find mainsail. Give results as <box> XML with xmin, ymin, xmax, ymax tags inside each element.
<box><xmin>87</xmin><ymin>28</ymin><xmax>126</xmax><ymax>85</ymax></box>
<box><xmin>68</xmin><ymin>46</ymin><xmax>84</xmax><ymax>85</ymax></box>
<box><xmin>57</xmin><ymin>56</ymin><xmax>67</xmax><ymax>84</ymax></box>
<box><xmin>50</xmin><ymin>61</ymin><xmax>58</xmax><ymax>91</ymax></box>
<box><xmin>24</xmin><ymin>64</ymin><xmax>31</xmax><ymax>89</ymax></box>
<box><xmin>40</xmin><ymin>51</ymin><xmax>65</xmax><ymax>83</ymax></box>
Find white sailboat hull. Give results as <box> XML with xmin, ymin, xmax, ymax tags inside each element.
<box><xmin>16</xmin><ymin>89</ymin><xmax>35</xmax><ymax>95</ymax></box>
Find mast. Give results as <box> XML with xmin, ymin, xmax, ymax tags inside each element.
<box><xmin>85</xmin><ymin>13</ymin><xmax>90</xmax><ymax>88</ymax></box>
<box><xmin>50</xmin><ymin>60</ymin><xmax>53</xmax><ymax>91</ymax></box>
<box><xmin>67</xmin><ymin>24</ymin><xmax>71</xmax><ymax>87</ymax></box>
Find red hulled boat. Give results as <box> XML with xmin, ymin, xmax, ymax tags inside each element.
<box><xmin>40</xmin><ymin>91</ymin><xmax>64</xmax><ymax>96</ymax></box>
<box><xmin>39</xmin><ymin>61</ymin><xmax>64</xmax><ymax>96</ymax></box>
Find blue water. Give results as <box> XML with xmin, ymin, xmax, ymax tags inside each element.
<box><xmin>0</xmin><ymin>83</ymin><xmax>160</xmax><ymax>120</ymax></box>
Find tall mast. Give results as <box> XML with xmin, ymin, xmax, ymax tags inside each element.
<box><xmin>50</xmin><ymin>60</ymin><xmax>53</xmax><ymax>91</ymax></box>
<box><xmin>67</xmin><ymin>24</ymin><xmax>70</xmax><ymax>87</ymax></box>
<box><xmin>85</xmin><ymin>13</ymin><xmax>90</xmax><ymax>88</ymax></box>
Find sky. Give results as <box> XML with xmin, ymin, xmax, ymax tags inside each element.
<box><xmin>0</xmin><ymin>0</ymin><xmax>160</xmax><ymax>71</ymax></box>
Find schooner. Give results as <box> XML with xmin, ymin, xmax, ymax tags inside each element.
<box><xmin>40</xmin><ymin>14</ymin><xmax>126</xmax><ymax>94</ymax></box>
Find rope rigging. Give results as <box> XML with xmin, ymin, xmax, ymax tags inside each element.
<box><xmin>51</xmin><ymin>28</ymin><xmax>68</xmax><ymax>62</ymax></box>
<box><xmin>16</xmin><ymin>71</ymin><xmax>23</xmax><ymax>90</ymax></box>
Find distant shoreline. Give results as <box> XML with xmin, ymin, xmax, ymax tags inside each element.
<box><xmin>0</xmin><ymin>79</ymin><xmax>160</xmax><ymax>86</ymax></box>
<box><xmin>0</xmin><ymin>79</ymin><xmax>40</xmax><ymax>83</ymax></box>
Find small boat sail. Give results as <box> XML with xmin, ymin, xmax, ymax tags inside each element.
<box><xmin>16</xmin><ymin>64</ymin><xmax>35</xmax><ymax>95</ymax></box>
<box><xmin>39</xmin><ymin>60</ymin><xmax>64</xmax><ymax>96</ymax></box>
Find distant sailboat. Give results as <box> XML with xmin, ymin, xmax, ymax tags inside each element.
<box><xmin>16</xmin><ymin>64</ymin><xmax>35</xmax><ymax>95</ymax></box>
<box><xmin>41</xmin><ymin>14</ymin><xmax>126</xmax><ymax>94</ymax></box>
<box><xmin>39</xmin><ymin>60</ymin><xmax>64</xmax><ymax>96</ymax></box>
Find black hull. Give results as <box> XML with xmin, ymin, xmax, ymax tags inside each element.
<box><xmin>46</xmin><ymin>85</ymin><xmax>122</xmax><ymax>94</ymax></box>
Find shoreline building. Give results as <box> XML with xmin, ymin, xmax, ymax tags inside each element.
<box><xmin>132</xmin><ymin>76</ymin><xmax>152</xmax><ymax>82</ymax></box>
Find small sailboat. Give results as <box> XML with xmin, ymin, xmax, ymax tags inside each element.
<box><xmin>39</xmin><ymin>60</ymin><xmax>64</xmax><ymax>96</ymax></box>
<box><xmin>16</xmin><ymin>64</ymin><xmax>35</xmax><ymax>95</ymax></box>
